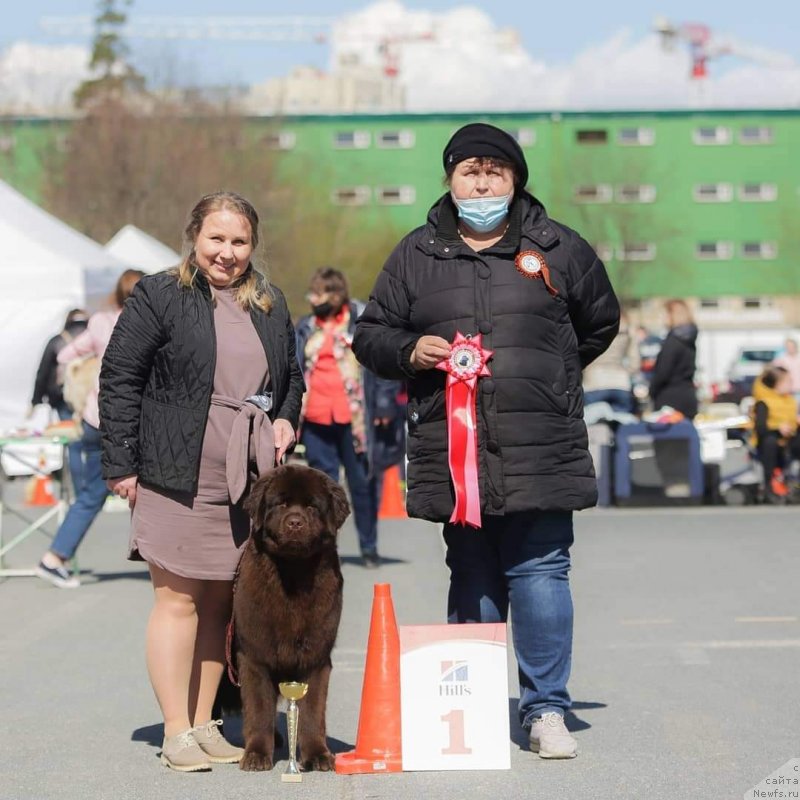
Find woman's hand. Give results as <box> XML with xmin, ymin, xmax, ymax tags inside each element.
<box><xmin>273</xmin><ymin>419</ymin><xmax>297</xmax><ymax>464</ymax></box>
<box><xmin>410</xmin><ymin>336</ymin><xmax>452</xmax><ymax>370</ymax></box>
<box><xmin>107</xmin><ymin>474</ymin><xmax>138</xmax><ymax>509</ymax></box>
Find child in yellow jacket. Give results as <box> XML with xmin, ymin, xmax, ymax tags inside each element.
<box><xmin>752</xmin><ymin>365</ymin><xmax>800</xmax><ymax>502</ymax></box>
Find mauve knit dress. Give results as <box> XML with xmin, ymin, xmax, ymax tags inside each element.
<box><xmin>129</xmin><ymin>287</ymin><xmax>269</xmax><ymax>580</ymax></box>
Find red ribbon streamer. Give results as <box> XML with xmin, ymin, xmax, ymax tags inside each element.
<box><xmin>436</xmin><ymin>332</ymin><xmax>493</xmax><ymax>528</ymax></box>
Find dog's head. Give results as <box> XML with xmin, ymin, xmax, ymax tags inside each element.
<box><xmin>244</xmin><ymin>464</ymin><xmax>351</xmax><ymax>558</ymax></box>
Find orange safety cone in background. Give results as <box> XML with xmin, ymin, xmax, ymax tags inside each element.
<box><xmin>25</xmin><ymin>454</ymin><xmax>57</xmax><ymax>507</ymax></box>
<box><xmin>378</xmin><ymin>464</ymin><xmax>407</xmax><ymax>519</ymax></box>
<box><xmin>335</xmin><ymin>583</ymin><xmax>403</xmax><ymax>774</ymax></box>
<box><xmin>27</xmin><ymin>473</ymin><xmax>57</xmax><ymax>507</ymax></box>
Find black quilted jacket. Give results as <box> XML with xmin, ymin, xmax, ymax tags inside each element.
<box><xmin>352</xmin><ymin>192</ymin><xmax>620</xmax><ymax>521</ymax></box>
<box><xmin>99</xmin><ymin>269</ymin><xmax>304</xmax><ymax>494</ymax></box>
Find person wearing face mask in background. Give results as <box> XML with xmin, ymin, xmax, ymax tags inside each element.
<box><xmin>295</xmin><ymin>267</ymin><xmax>405</xmax><ymax>569</ymax></box>
<box><xmin>353</xmin><ymin>123</ymin><xmax>619</xmax><ymax>759</ymax></box>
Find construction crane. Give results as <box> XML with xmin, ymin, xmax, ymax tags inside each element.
<box><xmin>377</xmin><ymin>32</ymin><xmax>436</xmax><ymax>79</ymax></box>
<box><xmin>40</xmin><ymin>14</ymin><xmax>436</xmax><ymax>80</ymax></box>
<box><xmin>654</xmin><ymin>16</ymin><xmax>793</xmax><ymax>80</ymax></box>
<box><xmin>40</xmin><ymin>15</ymin><xmax>333</xmax><ymax>43</ymax></box>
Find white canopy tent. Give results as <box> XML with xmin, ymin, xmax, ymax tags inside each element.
<box><xmin>0</xmin><ymin>180</ymin><xmax>133</xmax><ymax>432</ymax></box>
<box><xmin>105</xmin><ymin>224</ymin><xmax>180</xmax><ymax>273</ymax></box>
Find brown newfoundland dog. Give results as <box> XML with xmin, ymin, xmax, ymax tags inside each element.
<box><xmin>229</xmin><ymin>464</ymin><xmax>350</xmax><ymax>772</ymax></box>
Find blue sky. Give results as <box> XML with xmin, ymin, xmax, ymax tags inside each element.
<box><xmin>4</xmin><ymin>0</ymin><xmax>799</xmax><ymax>87</ymax></box>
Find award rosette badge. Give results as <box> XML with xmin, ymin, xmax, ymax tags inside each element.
<box><xmin>436</xmin><ymin>332</ymin><xmax>493</xmax><ymax>528</ymax></box>
<box><xmin>515</xmin><ymin>250</ymin><xmax>558</xmax><ymax>296</ymax></box>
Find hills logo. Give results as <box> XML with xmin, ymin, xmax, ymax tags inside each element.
<box><xmin>439</xmin><ymin>660</ymin><xmax>472</xmax><ymax>697</ymax></box>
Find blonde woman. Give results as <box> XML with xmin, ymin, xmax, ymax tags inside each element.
<box><xmin>99</xmin><ymin>192</ymin><xmax>304</xmax><ymax>772</ymax></box>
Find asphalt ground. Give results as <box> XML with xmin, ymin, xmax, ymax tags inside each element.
<box><xmin>0</xmin><ymin>488</ymin><xmax>798</xmax><ymax>800</ymax></box>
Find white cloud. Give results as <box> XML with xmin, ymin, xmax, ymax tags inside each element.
<box><xmin>2</xmin><ymin>1</ymin><xmax>799</xmax><ymax>115</ymax></box>
<box><xmin>334</xmin><ymin>0</ymin><xmax>800</xmax><ymax>110</ymax></box>
<box><xmin>0</xmin><ymin>42</ymin><xmax>90</xmax><ymax>115</ymax></box>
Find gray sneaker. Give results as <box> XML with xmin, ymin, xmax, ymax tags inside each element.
<box><xmin>35</xmin><ymin>561</ymin><xmax>80</xmax><ymax>589</ymax></box>
<box><xmin>193</xmin><ymin>719</ymin><xmax>244</xmax><ymax>764</ymax></box>
<box><xmin>529</xmin><ymin>712</ymin><xmax>577</xmax><ymax>759</ymax></box>
<box><xmin>160</xmin><ymin>729</ymin><xmax>212</xmax><ymax>772</ymax></box>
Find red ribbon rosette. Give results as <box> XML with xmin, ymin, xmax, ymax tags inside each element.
<box><xmin>436</xmin><ymin>332</ymin><xmax>493</xmax><ymax>528</ymax></box>
<box><xmin>515</xmin><ymin>250</ymin><xmax>558</xmax><ymax>296</ymax></box>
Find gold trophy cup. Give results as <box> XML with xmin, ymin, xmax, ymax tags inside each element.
<box><xmin>279</xmin><ymin>681</ymin><xmax>309</xmax><ymax>782</ymax></box>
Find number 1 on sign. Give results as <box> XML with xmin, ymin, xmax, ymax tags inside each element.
<box><xmin>441</xmin><ymin>709</ymin><xmax>472</xmax><ymax>755</ymax></box>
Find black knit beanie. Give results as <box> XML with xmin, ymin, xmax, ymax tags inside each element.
<box><xmin>442</xmin><ymin>123</ymin><xmax>528</xmax><ymax>188</ymax></box>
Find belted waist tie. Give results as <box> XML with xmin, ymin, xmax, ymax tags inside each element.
<box><xmin>210</xmin><ymin>394</ymin><xmax>275</xmax><ymax>504</ymax></box>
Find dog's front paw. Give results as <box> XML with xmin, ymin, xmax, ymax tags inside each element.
<box><xmin>240</xmin><ymin>750</ymin><xmax>273</xmax><ymax>772</ymax></box>
<box><xmin>302</xmin><ymin>750</ymin><xmax>335</xmax><ymax>772</ymax></box>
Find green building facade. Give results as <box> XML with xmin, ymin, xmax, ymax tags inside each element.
<box><xmin>2</xmin><ymin>109</ymin><xmax>799</xmax><ymax>308</ymax></box>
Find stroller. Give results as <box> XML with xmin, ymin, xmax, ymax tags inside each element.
<box><xmin>695</xmin><ymin>405</ymin><xmax>762</xmax><ymax>506</ymax></box>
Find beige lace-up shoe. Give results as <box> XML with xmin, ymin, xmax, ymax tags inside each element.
<box><xmin>529</xmin><ymin>712</ymin><xmax>578</xmax><ymax>759</ymax></box>
<box><xmin>160</xmin><ymin>728</ymin><xmax>211</xmax><ymax>771</ymax></box>
<box><xmin>192</xmin><ymin>719</ymin><xmax>244</xmax><ymax>764</ymax></box>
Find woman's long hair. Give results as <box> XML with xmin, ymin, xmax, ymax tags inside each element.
<box><xmin>664</xmin><ymin>298</ymin><xmax>693</xmax><ymax>329</ymax></box>
<box><xmin>177</xmin><ymin>191</ymin><xmax>272</xmax><ymax>312</ymax></box>
<box><xmin>114</xmin><ymin>269</ymin><xmax>146</xmax><ymax>308</ymax></box>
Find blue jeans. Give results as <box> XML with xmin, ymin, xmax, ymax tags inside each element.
<box><xmin>443</xmin><ymin>511</ymin><xmax>574</xmax><ymax>729</ymax></box>
<box><xmin>301</xmin><ymin>421</ymin><xmax>379</xmax><ymax>555</ymax></box>
<box><xmin>50</xmin><ymin>423</ymin><xmax>109</xmax><ymax>561</ymax></box>
<box><xmin>55</xmin><ymin>403</ymin><xmax>84</xmax><ymax>493</ymax></box>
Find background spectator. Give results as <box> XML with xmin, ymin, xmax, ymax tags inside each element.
<box><xmin>649</xmin><ymin>299</ymin><xmax>698</xmax><ymax>419</ymax></box>
<box><xmin>296</xmin><ymin>267</ymin><xmax>404</xmax><ymax>569</ymax></box>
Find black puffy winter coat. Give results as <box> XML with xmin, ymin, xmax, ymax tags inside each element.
<box><xmin>31</xmin><ymin>320</ymin><xmax>88</xmax><ymax>407</ymax></box>
<box><xmin>648</xmin><ymin>324</ymin><xmax>698</xmax><ymax>419</ymax></box>
<box><xmin>99</xmin><ymin>269</ymin><xmax>304</xmax><ymax>494</ymax></box>
<box><xmin>352</xmin><ymin>193</ymin><xmax>620</xmax><ymax>522</ymax></box>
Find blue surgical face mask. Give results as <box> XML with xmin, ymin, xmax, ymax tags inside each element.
<box><xmin>452</xmin><ymin>192</ymin><xmax>512</xmax><ymax>234</ymax></box>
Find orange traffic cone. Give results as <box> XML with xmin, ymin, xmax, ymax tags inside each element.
<box><xmin>335</xmin><ymin>583</ymin><xmax>402</xmax><ymax>774</ymax></box>
<box><xmin>26</xmin><ymin>455</ymin><xmax>57</xmax><ymax>507</ymax></box>
<box><xmin>27</xmin><ymin>473</ymin><xmax>57</xmax><ymax>507</ymax></box>
<box><xmin>378</xmin><ymin>464</ymin><xmax>407</xmax><ymax>519</ymax></box>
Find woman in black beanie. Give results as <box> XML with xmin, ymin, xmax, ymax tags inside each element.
<box><xmin>353</xmin><ymin>122</ymin><xmax>619</xmax><ymax>759</ymax></box>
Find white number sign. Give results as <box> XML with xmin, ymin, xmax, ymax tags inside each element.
<box><xmin>399</xmin><ymin>623</ymin><xmax>510</xmax><ymax>771</ymax></box>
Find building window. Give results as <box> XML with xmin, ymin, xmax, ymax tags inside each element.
<box><xmin>510</xmin><ymin>128</ymin><xmax>536</xmax><ymax>146</ymax></box>
<box><xmin>693</xmin><ymin>183</ymin><xmax>733</xmax><ymax>202</ymax></box>
<box><xmin>576</xmin><ymin>129</ymin><xmax>608</xmax><ymax>144</ymax></box>
<box><xmin>739</xmin><ymin>126</ymin><xmax>774</xmax><ymax>145</ymax></box>
<box><xmin>0</xmin><ymin>135</ymin><xmax>15</xmax><ymax>153</ymax></box>
<box><xmin>331</xmin><ymin>186</ymin><xmax>371</xmax><ymax>206</ymax></box>
<box><xmin>743</xmin><ymin>297</ymin><xmax>768</xmax><ymax>309</ymax></box>
<box><xmin>738</xmin><ymin>182</ymin><xmax>778</xmax><ymax>201</ymax></box>
<box><xmin>699</xmin><ymin>298</ymin><xmax>720</xmax><ymax>309</ymax></box>
<box><xmin>696</xmin><ymin>241</ymin><xmax>734</xmax><ymax>260</ymax></box>
<box><xmin>377</xmin><ymin>130</ymin><xmax>415</xmax><ymax>148</ymax></box>
<box><xmin>573</xmin><ymin>184</ymin><xmax>612</xmax><ymax>203</ymax></box>
<box><xmin>333</xmin><ymin>131</ymin><xmax>371</xmax><ymax>149</ymax></box>
<box><xmin>742</xmin><ymin>241</ymin><xmax>778</xmax><ymax>259</ymax></box>
<box><xmin>261</xmin><ymin>131</ymin><xmax>296</xmax><ymax>150</ymax></box>
<box><xmin>617</xmin><ymin>127</ymin><xmax>655</xmax><ymax>146</ymax></box>
<box><xmin>376</xmin><ymin>186</ymin><xmax>416</xmax><ymax>205</ymax></box>
<box><xmin>594</xmin><ymin>243</ymin><xmax>614</xmax><ymax>262</ymax></box>
<box><xmin>618</xmin><ymin>244</ymin><xmax>657</xmax><ymax>261</ymax></box>
<box><xmin>692</xmin><ymin>126</ymin><xmax>732</xmax><ymax>145</ymax></box>
<box><xmin>616</xmin><ymin>184</ymin><xmax>657</xmax><ymax>203</ymax></box>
